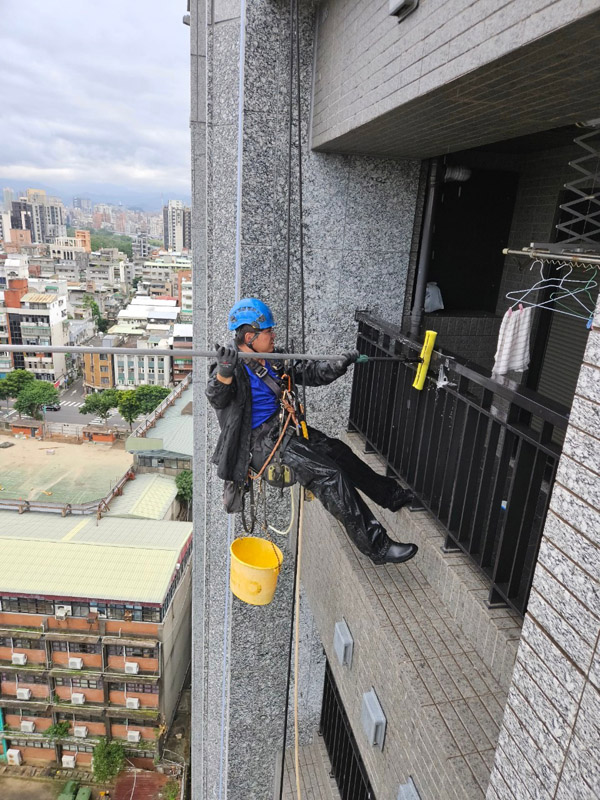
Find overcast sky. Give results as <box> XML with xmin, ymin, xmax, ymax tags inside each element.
<box><xmin>0</xmin><ymin>0</ymin><xmax>191</xmax><ymax>209</ymax></box>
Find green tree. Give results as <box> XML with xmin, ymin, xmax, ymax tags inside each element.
<box><xmin>0</xmin><ymin>378</ymin><xmax>10</xmax><ymax>409</ymax></box>
<box><xmin>175</xmin><ymin>469</ymin><xmax>192</xmax><ymax>502</ymax></box>
<box><xmin>5</xmin><ymin>369</ymin><xmax>35</xmax><ymax>398</ymax></box>
<box><xmin>175</xmin><ymin>469</ymin><xmax>193</xmax><ymax>521</ymax></box>
<box><xmin>13</xmin><ymin>381</ymin><xmax>59</xmax><ymax>420</ymax></box>
<box><xmin>45</xmin><ymin>720</ymin><xmax>71</xmax><ymax>739</ymax></box>
<box><xmin>87</xmin><ymin>229</ymin><xmax>133</xmax><ymax>259</ymax></box>
<box><xmin>92</xmin><ymin>738</ymin><xmax>125</xmax><ymax>783</ymax></box>
<box><xmin>82</xmin><ymin>294</ymin><xmax>109</xmax><ymax>333</ymax></box>
<box><xmin>135</xmin><ymin>385</ymin><xmax>170</xmax><ymax>414</ymax></box>
<box><xmin>79</xmin><ymin>389</ymin><xmax>119</xmax><ymax>423</ymax></box>
<box><xmin>117</xmin><ymin>390</ymin><xmax>142</xmax><ymax>429</ymax></box>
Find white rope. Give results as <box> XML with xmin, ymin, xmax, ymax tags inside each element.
<box><xmin>268</xmin><ymin>486</ymin><xmax>296</xmax><ymax>537</ymax></box>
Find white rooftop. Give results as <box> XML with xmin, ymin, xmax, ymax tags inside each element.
<box><xmin>131</xmin><ymin>296</ymin><xmax>177</xmax><ymax>307</ymax></box>
<box><xmin>173</xmin><ymin>323</ymin><xmax>193</xmax><ymax>338</ymax></box>
<box><xmin>0</xmin><ymin>513</ymin><xmax>192</xmax><ymax>605</ymax></box>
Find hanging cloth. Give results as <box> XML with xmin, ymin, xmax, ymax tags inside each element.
<box><xmin>492</xmin><ymin>306</ymin><xmax>534</xmax><ymax>377</ymax></box>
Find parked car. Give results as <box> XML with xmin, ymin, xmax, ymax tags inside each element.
<box><xmin>45</xmin><ymin>403</ymin><xmax>61</xmax><ymax>411</ymax></box>
<box><xmin>75</xmin><ymin>787</ymin><xmax>92</xmax><ymax>800</ymax></box>
<box><xmin>57</xmin><ymin>781</ymin><xmax>79</xmax><ymax>800</ymax></box>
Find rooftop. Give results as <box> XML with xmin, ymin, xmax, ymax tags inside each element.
<box><xmin>127</xmin><ymin>385</ymin><xmax>193</xmax><ymax>458</ymax></box>
<box><xmin>0</xmin><ymin>435</ymin><xmax>132</xmax><ymax>504</ymax></box>
<box><xmin>173</xmin><ymin>323</ymin><xmax>193</xmax><ymax>337</ymax></box>
<box><xmin>104</xmin><ymin>474</ymin><xmax>178</xmax><ymax>520</ymax></box>
<box><xmin>0</xmin><ymin>513</ymin><xmax>192</xmax><ymax>604</ymax></box>
<box><xmin>20</xmin><ymin>293</ymin><xmax>56</xmax><ymax>303</ymax></box>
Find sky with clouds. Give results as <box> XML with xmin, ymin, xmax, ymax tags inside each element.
<box><xmin>0</xmin><ymin>0</ymin><xmax>191</xmax><ymax>209</ymax></box>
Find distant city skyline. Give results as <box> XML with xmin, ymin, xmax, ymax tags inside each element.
<box><xmin>0</xmin><ymin>0</ymin><xmax>191</xmax><ymax>210</ymax></box>
<box><xmin>0</xmin><ymin>182</ymin><xmax>190</xmax><ymax>214</ymax></box>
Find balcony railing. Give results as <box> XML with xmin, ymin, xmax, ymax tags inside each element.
<box><xmin>349</xmin><ymin>313</ymin><xmax>569</xmax><ymax>616</ymax></box>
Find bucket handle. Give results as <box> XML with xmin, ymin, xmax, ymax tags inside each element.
<box><xmin>270</xmin><ymin>540</ymin><xmax>283</xmax><ymax>575</ymax></box>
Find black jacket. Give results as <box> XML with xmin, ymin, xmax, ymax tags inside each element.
<box><xmin>206</xmin><ymin>346</ymin><xmax>348</xmax><ymax>482</ymax></box>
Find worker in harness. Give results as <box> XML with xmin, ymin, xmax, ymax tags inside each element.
<box><xmin>206</xmin><ymin>298</ymin><xmax>418</xmax><ymax>565</ymax></box>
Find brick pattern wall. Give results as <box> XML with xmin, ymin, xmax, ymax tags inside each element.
<box><xmin>301</xmin><ymin>436</ymin><xmax>524</xmax><ymax>800</ymax></box>
<box><xmin>496</xmin><ymin>144</ymin><xmax>579</xmax><ymax>313</ymax></box>
<box><xmin>487</xmin><ymin>301</ymin><xmax>600</xmax><ymax>799</ymax></box>
<box><xmin>312</xmin><ymin>0</ymin><xmax>598</xmax><ymax>155</ymax></box>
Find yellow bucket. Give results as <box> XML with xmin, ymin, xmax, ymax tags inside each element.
<box><xmin>230</xmin><ymin>536</ymin><xmax>283</xmax><ymax>606</ymax></box>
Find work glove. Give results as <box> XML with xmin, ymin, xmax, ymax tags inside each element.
<box><xmin>215</xmin><ymin>343</ymin><xmax>238</xmax><ymax>378</ymax></box>
<box><xmin>338</xmin><ymin>349</ymin><xmax>360</xmax><ymax>370</ymax></box>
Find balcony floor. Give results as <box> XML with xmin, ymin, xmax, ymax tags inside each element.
<box><xmin>283</xmin><ymin>738</ymin><xmax>341</xmax><ymax>800</ymax></box>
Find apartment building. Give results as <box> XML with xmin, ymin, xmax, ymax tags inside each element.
<box><xmin>113</xmin><ymin>335</ymin><xmax>171</xmax><ymax>390</ymax></box>
<box><xmin>49</xmin><ymin>238</ymin><xmax>89</xmax><ymax>264</ymax></box>
<box><xmin>0</xmin><ymin>306</ymin><xmax>10</xmax><ymax>378</ymax></box>
<box><xmin>0</xmin><ymin>255</ymin><xmax>29</xmax><ymax>289</ymax></box>
<box><xmin>10</xmin><ymin>190</ymin><xmax>67</xmax><ymax>243</ymax></box>
<box><xmin>170</xmin><ymin>324</ymin><xmax>192</xmax><ymax>384</ymax></box>
<box><xmin>177</xmin><ymin>271</ymin><xmax>192</xmax><ymax>322</ymax></box>
<box><xmin>192</xmin><ymin>2</ymin><xmax>600</xmax><ymax>799</ymax></box>
<box><xmin>87</xmin><ymin>248</ymin><xmax>128</xmax><ymax>286</ymax></box>
<box><xmin>82</xmin><ymin>335</ymin><xmax>117</xmax><ymax>393</ymax></box>
<box><xmin>162</xmin><ymin>200</ymin><xmax>191</xmax><ymax>252</ymax></box>
<box><xmin>0</xmin><ymin>513</ymin><xmax>192</xmax><ymax>771</ymax></box>
<box><xmin>3</xmin><ymin>278</ymin><xmax>68</xmax><ymax>384</ymax></box>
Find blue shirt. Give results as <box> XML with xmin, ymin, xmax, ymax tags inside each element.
<box><xmin>245</xmin><ymin>362</ymin><xmax>280</xmax><ymax>428</ymax></box>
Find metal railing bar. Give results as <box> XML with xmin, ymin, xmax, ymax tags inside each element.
<box><xmin>506</xmin><ymin>447</ymin><xmax>547</xmax><ymax>599</ymax></box>
<box><xmin>460</xmin><ymin>409</ymin><xmax>490</xmax><ymax>551</ymax></box>
<box><xmin>355</xmin><ymin>312</ymin><xmax>569</xmax><ymax>428</ymax></box>
<box><xmin>447</xmin><ymin>403</ymin><xmax>479</xmax><ymax>537</ymax></box>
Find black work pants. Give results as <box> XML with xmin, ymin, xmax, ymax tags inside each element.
<box><xmin>251</xmin><ymin>424</ymin><xmax>399</xmax><ymax>558</ymax></box>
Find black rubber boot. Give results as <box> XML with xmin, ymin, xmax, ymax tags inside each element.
<box><xmin>387</xmin><ymin>487</ymin><xmax>414</xmax><ymax>512</ymax></box>
<box><xmin>371</xmin><ymin>539</ymin><xmax>418</xmax><ymax>566</ymax></box>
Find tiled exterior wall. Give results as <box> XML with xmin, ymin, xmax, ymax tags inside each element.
<box><xmin>487</xmin><ymin>301</ymin><xmax>600</xmax><ymax>799</ymax></box>
<box><xmin>312</xmin><ymin>0</ymin><xmax>596</xmax><ymax>152</ymax></box>
<box><xmin>496</xmin><ymin>144</ymin><xmax>579</xmax><ymax>311</ymax></box>
<box><xmin>301</xmin><ymin>463</ymin><xmax>515</xmax><ymax>800</ymax></box>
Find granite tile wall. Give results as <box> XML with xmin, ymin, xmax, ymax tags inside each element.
<box><xmin>487</xmin><ymin>312</ymin><xmax>600</xmax><ymax>799</ymax></box>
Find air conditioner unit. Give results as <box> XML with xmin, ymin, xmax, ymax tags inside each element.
<box><xmin>12</xmin><ymin>652</ymin><xmax>28</xmax><ymax>666</ymax></box>
<box><xmin>125</xmin><ymin>697</ymin><xmax>140</xmax><ymax>710</ymax></box>
<box><xmin>71</xmin><ymin>692</ymin><xmax>85</xmax><ymax>705</ymax></box>
<box><xmin>68</xmin><ymin>657</ymin><xmax>84</xmax><ymax>670</ymax></box>
<box><xmin>16</xmin><ymin>688</ymin><xmax>32</xmax><ymax>700</ymax></box>
<box><xmin>127</xmin><ymin>730</ymin><xmax>141</xmax><ymax>743</ymax></box>
<box><xmin>6</xmin><ymin>748</ymin><xmax>23</xmax><ymax>766</ymax></box>
<box><xmin>55</xmin><ymin>604</ymin><xmax>72</xmax><ymax>620</ymax></box>
<box><xmin>73</xmin><ymin>725</ymin><xmax>88</xmax><ymax>738</ymax></box>
<box><xmin>20</xmin><ymin>720</ymin><xmax>36</xmax><ymax>733</ymax></box>
<box><xmin>62</xmin><ymin>754</ymin><xmax>76</xmax><ymax>769</ymax></box>
<box><xmin>124</xmin><ymin>661</ymin><xmax>139</xmax><ymax>675</ymax></box>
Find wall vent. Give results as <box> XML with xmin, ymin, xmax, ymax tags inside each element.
<box><xmin>361</xmin><ymin>688</ymin><xmax>386</xmax><ymax>750</ymax></box>
<box><xmin>333</xmin><ymin>620</ymin><xmax>354</xmax><ymax>668</ymax></box>
<box><xmin>389</xmin><ymin>0</ymin><xmax>420</xmax><ymax>22</ymax></box>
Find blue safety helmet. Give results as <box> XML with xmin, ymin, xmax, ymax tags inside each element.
<box><xmin>227</xmin><ymin>298</ymin><xmax>275</xmax><ymax>331</ymax></box>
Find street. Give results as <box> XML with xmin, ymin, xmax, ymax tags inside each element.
<box><xmin>0</xmin><ymin>378</ymin><xmax>144</xmax><ymax>429</ymax></box>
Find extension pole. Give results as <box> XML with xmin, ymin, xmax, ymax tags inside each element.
<box><xmin>0</xmin><ymin>343</ymin><xmax>422</xmax><ymax>363</ymax></box>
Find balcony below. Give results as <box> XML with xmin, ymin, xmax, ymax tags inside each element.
<box><xmin>301</xmin><ymin>432</ymin><xmax>521</xmax><ymax>799</ymax></box>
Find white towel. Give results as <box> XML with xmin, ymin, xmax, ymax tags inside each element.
<box><xmin>492</xmin><ymin>306</ymin><xmax>534</xmax><ymax>377</ymax></box>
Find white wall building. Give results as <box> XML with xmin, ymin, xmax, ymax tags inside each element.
<box><xmin>113</xmin><ymin>335</ymin><xmax>172</xmax><ymax>389</ymax></box>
